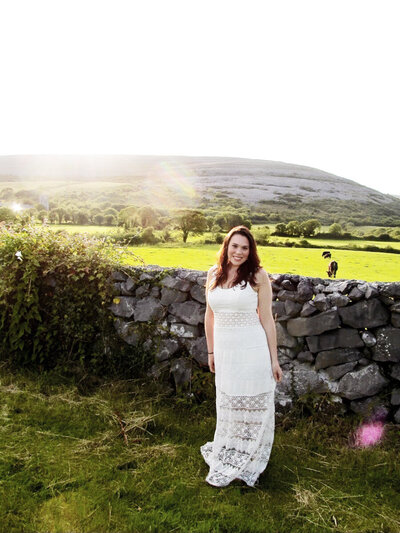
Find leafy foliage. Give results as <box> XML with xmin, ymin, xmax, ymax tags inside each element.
<box><xmin>0</xmin><ymin>223</ymin><xmax>137</xmax><ymax>370</ymax></box>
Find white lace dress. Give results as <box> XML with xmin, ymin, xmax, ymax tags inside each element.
<box><xmin>200</xmin><ymin>274</ymin><xmax>276</xmax><ymax>487</ymax></box>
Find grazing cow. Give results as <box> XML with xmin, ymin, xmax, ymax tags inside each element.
<box><xmin>327</xmin><ymin>260</ymin><xmax>338</xmax><ymax>278</ymax></box>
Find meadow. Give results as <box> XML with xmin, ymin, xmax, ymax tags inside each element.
<box><xmin>47</xmin><ymin>224</ymin><xmax>400</xmax><ymax>281</ymax></box>
<box><xmin>1</xmin><ymin>363</ymin><xmax>399</xmax><ymax>533</ymax></box>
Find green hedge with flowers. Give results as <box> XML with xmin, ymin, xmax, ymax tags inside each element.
<box><xmin>0</xmin><ymin>223</ymin><xmax>146</xmax><ymax>374</ymax></box>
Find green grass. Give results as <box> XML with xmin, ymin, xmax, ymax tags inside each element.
<box><xmin>1</xmin><ymin>363</ymin><xmax>399</xmax><ymax>533</ymax></box>
<box><xmin>124</xmin><ymin>244</ymin><xmax>400</xmax><ymax>282</ymax></box>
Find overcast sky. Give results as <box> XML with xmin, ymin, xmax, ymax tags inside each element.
<box><xmin>0</xmin><ymin>0</ymin><xmax>399</xmax><ymax>195</ymax></box>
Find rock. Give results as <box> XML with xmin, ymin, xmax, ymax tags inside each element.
<box><xmin>391</xmin><ymin>302</ymin><xmax>400</xmax><ymax>313</ymax></box>
<box><xmin>291</xmin><ymin>360</ymin><xmax>332</xmax><ymax>397</ymax></box>
<box><xmin>297</xmin><ymin>351</ymin><xmax>314</xmax><ymax>363</ymax></box>
<box><xmin>169</xmin><ymin>301</ymin><xmax>205</xmax><ymax>325</ymax></box>
<box><xmin>196</xmin><ymin>275</ymin><xmax>207</xmax><ymax>287</ymax></box>
<box><xmin>371</xmin><ymin>326</ymin><xmax>400</xmax><ymax>362</ymax></box>
<box><xmin>113</xmin><ymin>318</ymin><xmax>139</xmax><ymax>345</ymax></box>
<box><xmin>161</xmin><ymin>275</ymin><xmax>192</xmax><ymax>292</ymax></box>
<box><xmin>391</xmin><ymin>363</ymin><xmax>400</xmax><ymax>381</ymax></box>
<box><xmin>394</xmin><ymin>407</ymin><xmax>400</xmax><ymax>424</ymax></box>
<box><xmin>120</xmin><ymin>276</ymin><xmax>136</xmax><ymax>294</ymax></box>
<box><xmin>315</xmin><ymin>348</ymin><xmax>362</xmax><ymax>370</ymax></box>
<box><xmin>321</xmin><ymin>361</ymin><xmax>358</xmax><ymax>380</ymax></box>
<box><xmin>110</xmin><ymin>296</ymin><xmax>136</xmax><ymax>318</ymax></box>
<box><xmin>278</xmin><ymin>347</ymin><xmax>297</xmax><ymax>360</ymax></box>
<box><xmin>136</xmin><ymin>284</ymin><xmax>150</xmax><ymax>298</ymax></box>
<box><xmin>111</xmin><ymin>271</ymin><xmax>128</xmax><ymax>282</ymax></box>
<box><xmin>134</xmin><ymin>297</ymin><xmax>165</xmax><ymax>322</ymax></box>
<box><xmin>184</xmin><ymin>336</ymin><xmax>208</xmax><ymax>366</ymax></box>
<box><xmin>284</xmin><ymin>300</ymin><xmax>302</xmax><ymax>317</ymax></box>
<box><xmin>364</xmin><ymin>284</ymin><xmax>379</xmax><ymax>299</ymax></box>
<box><xmin>323</xmin><ymin>280</ymin><xmax>353</xmax><ymax>294</ymax></box>
<box><xmin>391</xmin><ymin>314</ymin><xmax>400</xmax><ymax>328</ymax></box>
<box><xmin>190</xmin><ymin>284</ymin><xmax>206</xmax><ymax>304</ymax></box>
<box><xmin>306</xmin><ymin>328</ymin><xmax>364</xmax><ymax>353</ymax></box>
<box><xmin>390</xmin><ymin>388</ymin><xmax>400</xmax><ymax>405</ymax></box>
<box><xmin>156</xmin><ymin>338</ymin><xmax>180</xmax><ymax>362</ymax></box>
<box><xmin>275</xmin><ymin>372</ymin><xmax>293</xmax><ymax>413</ymax></box>
<box><xmin>327</xmin><ymin>292</ymin><xmax>350</xmax><ymax>308</ymax></box>
<box><xmin>281</xmin><ymin>279</ymin><xmax>296</xmax><ymax>291</ymax></box>
<box><xmin>338</xmin><ymin>299</ymin><xmax>390</xmax><ymax>328</ymax></box>
<box><xmin>348</xmin><ymin>286</ymin><xmax>365</xmax><ymax>302</ymax></box>
<box><xmin>349</xmin><ymin>396</ymin><xmax>390</xmax><ymax>419</ymax></box>
<box><xmin>296</xmin><ymin>281</ymin><xmax>314</xmax><ymax>302</ymax></box>
<box><xmin>313</xmin><ymin>294</ymin><xmax>330</xmax><ymax>312</ymax></box>
<box><xmin>170</xmin><ymin>357</ymin><xmax>192</xmax><ymax>388</ymax></box>
<box><xmin>276</xmin><ymin>323</ymin><xmax>297</xmax><ymax>348</ymax></box>
<box><xmin>147</xmin><ymin>360</ymin><xmax>170</xmax><ymax>380</ymax></box>
<box><xmin>170</xmin><ymin>323</ymin><xmax>199</xmax><ymax>338</ymax></box>
<box><xmin>177</xmin><ymin>269</ymin><xmax>203</xmax><ymax>283</ymax></box>
<box><xmin>357</xmin><ymin>357</ymin><xmax>371</xmax><ymax>366</ymax></box>
<box><xmin>287</xmin><ymin>309</ymin><xmax>340</xmax><ymax>337</ymax></box>
<box><xmin>150</xmin><ymin>286</ymin><xmax>160</xmax><ymax>298</ymax></box>
<box><xmin>160</xmin><ymin>287</ymin><xmax>188</xmax><ymax>306</ymax></box>
<box><xmin>276</xmin><ymin>290</ymin><xmax>298</xmax><ymax>302</ymax></box>
<box><xmin>300</xmin><ymin>301</ymin><xmax>317</xmax><ymax>317</ymax></box>
<box><xmin>272</xmin><ymin>301</ymin><xmax>286</xmax><ymax>317</ymax></box>
<box><xmin>361</xmin><ymin>331</ymin><xmax>377</xmax><ymax>347</ymax></box>
<box><xmin>379</xmin><ymin>282</ymin><xmax>400</xmax><ymax>298</ymax></box>
<box><xmin>337</xmin><ymin>364</ymin><xmax>389</xmax><ymax>400</ymax></box>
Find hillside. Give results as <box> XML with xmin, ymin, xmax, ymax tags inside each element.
<box><xmin>0</xmin><ymin>155</ymin><xmax>399</xmax><ymax>223</ymax></box>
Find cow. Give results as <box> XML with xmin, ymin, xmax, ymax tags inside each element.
<box><xmin>327</xmin><ymin>260</ymin><xmax>338</xmax><ymax>278</ymax></box>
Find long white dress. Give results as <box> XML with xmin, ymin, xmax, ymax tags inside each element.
<box><xmin>200</xmin><ymin>271</ymin><xmax>276</xmax><ymax>487</ymax></box>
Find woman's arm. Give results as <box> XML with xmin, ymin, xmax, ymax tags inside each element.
<box><xmin>255</xmin><ymin>269</ymin><xmax>281</xmax><ymax>377</ymax></box>
<box><xmin>204</xmin><ymin>268</ymin><xmax>215</xmax><ymax>372</ymax></box>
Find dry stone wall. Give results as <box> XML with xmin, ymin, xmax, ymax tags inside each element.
<box><xmin>110</xmin><ymin>266</ymin><xmax>400</xmax><ymax>422</ymax></box>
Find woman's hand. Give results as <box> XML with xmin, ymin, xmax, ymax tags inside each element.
<box><xmin>272</xmin><ymin>361</ymin><xmax>283</xmax><ymax>383</ymax></box>
<box><xmin>208</xmin><ymin>354</ymin><xmax>215</xmax><ymax>373</ymax></box>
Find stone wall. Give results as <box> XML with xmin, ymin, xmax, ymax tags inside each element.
<box><xmin>110</xmin><ymin>266</ymin><xmax>400</xmax><ymax>422</ymax></box>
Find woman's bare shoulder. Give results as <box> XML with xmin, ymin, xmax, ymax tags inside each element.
<box><xmin>254</xmin><ymin>267</ymin><xmax>269</xmax><ymax>284</ymax></box>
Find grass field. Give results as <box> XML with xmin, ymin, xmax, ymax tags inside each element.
<box><xmin>1</xmin><ymin>364</ymin><xmax>400</xmax><ymax>533</ymax></box>
<box><xmin>125</xmin><ymin>244</ymin><xmax>400</xmax><ymax>282</ymax></box>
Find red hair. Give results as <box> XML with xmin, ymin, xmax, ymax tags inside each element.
<box><xmin>209</xmin><ymin>226</ymin><xmax>262</xmax><ymax>290</ymax></box>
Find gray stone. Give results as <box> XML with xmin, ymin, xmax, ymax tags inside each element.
<box><xmin>338</xmin><ymin>299</ymin><xmax>389</xmax><ymax>328</ymax></box>
<box><xmin>315</xmin><ymin>348</ymin><xmax>362</xmax><ymax>370</ymax></box>
<box><xmin>390</xmin><ymin>388</ymin><xmax>400</xmax><ymax>406</ymax></box>
<box><xmin>170</xmin><ymin>357</ymin><xmax>192</xmax><ymax>388</ymax></box>
<box><xmin>150</xmin><ymin>286</ymin><xmax>160</xmax><ymax>298</ymax></box>
<box><xmin>160</xmin><ymin>287</ymin><xmax>188</xmax><ymax>306</ymax></box>
<box><xmin>282</xmin><ymin>279</ymin><xmax>296</xmax><ymax>291</ymax></box>
<box><xmin>284</xmin><ymin>300</ymin><xmax>303</xmax><ymax>317</ymax></box>
<box><xmin>113</xmin><ymin>318</ymin><xmax>139</xmax><ymax>345</ymax></box>
<box><xmin>275</xmin><ymin>372</ymin><xmax>294</xmax><ymax>413</ymax></box>
<box><xmin>278</xmin><ymin>347</ymin><xmax>297</xmax><ymax>360</ymax></box>
<box><xmin>147</xmin><ymin>360</ymin><xmax>170</xmax><ymax>380</ymax></box>
<box><xmin>357</xmin><ymin>357</ymin><xmax>371</xmax><ymax>366</ymax></box>
<box><xmin>314</xmin><ymin>284</ymin><xmax>326</xmax><ymax>294</ymax></box>
<box><xmin>297</xmin><ymin>350</ymin><xmax>314</xmax><ymax>363</ymax></box>
<box><xmin>348</xmin><ymin>286</ymin><xmax>365</xmax><ymax>302</ymax></box>
<box><xmin>169</xmin><ymin>301</ymin><xmax>205</xmax><ymax>325</ymax></box>
<box><xmin>111</xmin><ymin>270</ymin><xmax>128</xmax><ymax>282</ymax></box>
<box><xmin>136</xmin><ymin>284</ymin><xmax>150</xmax><ymax>298</ymax></box>
<box><xmin>364</xmin><ymin>284</ymin><xmax>379</xmax><ymax>299</ymax></box>
<box><xmin>391</xmin><ymin>363</ymin><xmax>400</xmax><ymax>381</ymax></box>
<box><xmin>170</xmin><ymin>323</ymin><xmax>199</xmax><ymax>338</ymax></box>
<box><xmin>184</xmin><ymin>336</ymin><xmax>208</xmax><ymax>366</ymax></box>
<box><xmin>322</xmin><ymin>361</ymin><xmax>358</xmax><ymax>380</ymax></box>
<box><xmin>161</xmin><ymin>275</ymin><xmax>192</xmax><ymax>292</ymax></box>
<box><xmin>313</xmin><ymin>293</ymin><xmax>330</xmax><ymax>312</ymax></box>
<box><xmin>177</xmin><ymin>269</ymin><xmax>203</xmax><ymax>283</ymax></box>
<box><xmin>337</xmin><ymin>364</ymin><xmax>389</xmax><ymax>400</ymax></box>
<box><xmin>391</xmin><ymin>302</ymin><xmax>400</xmax><ymax>313</ymax></box>
<box><xmin>196</xmin><ymin>275</ymin><xmax>207</xmax><ymax>287</ymax></box>
<box><xmin>276</xmin><ymin>289</ymin><xmax>298</xmax><ymax>302</ymax></box>
<box><xmin>361</xmin><ymin>331</ymin><xmax>377</xmax><ymax>347</ymax></box>
<box><xmin>287</xmin><ymin>309</ymin><xmax>340</xmax><ymax>337</ymax></box>
<box><xmin>120</xmin><ymin>277</ymin><xmax>136</xmax><ymax>294</ymax></box>
<box><xmin>291</xmin><ymin>360</ymin><xmax>331</xmax><ymax>397</ymax></box>
<box><xmin>379</xmin><ymin>282</ymin><xmax>400</xmax><ymax>298</ymax></box>
<box><xmin>272</xmin><ymin>301</ymin><xmax>286</xmax><ymax>317</ymax></box>
<box><xmin>306</xmin><ymin>328</ymin><xmax>364</xmax><ymax>353</ymax></box>
<box><xmin>296</xmin><ymin>281</ymin><xmax>314</xmax><ymax>302</ymax></box>
<box><xmin>156</xmin><ymin>338</ymin><xmax>180</xmax><ymax>362</ymax></box>
<box><xmin>371</xmin><ymin>326</ymin><xmax>400</xmax><ymax>362</ymax></box>
<box><xmin>327</xmin><ymin>292</ymin><xmax>350</xmax><ymax>308</ymax></box>
<box><xmin>276</xmin><ymin>323</ymin><xmax>297</xmax><ymax>348</ymax></box>
<box><xmin>300</xmin><ymin>301</ymin><xmax>317</xmax><ymax>317</ymax></box>
<box><xmin>394</xmin><ymin>407</ymin><xmax>400</xmax><ymax>424</ymax></box>
<box><xmin>134</xmin><ymin>297</ymin><xmax>165</xmax><ymax>322</ymax></box>
<box><xmin>391</xmin><ymin>314</ymin><xmax>400</xmax><ymax>328</ymax></box>
<box><xmin>323</xmin><ymin>280</ymin><xmax>352</xmax><ymax>294</ymax></box>
<box><xmin>110</xmin><ymin>296</ymin><xmax>136</xmax><ymax>318</ymax></box>
<box><xmin>349</xmin><ymin>396</ymin><xmax>390</xmax><ymax>419</ymax></box>
<box><xmin>190</xmin><ymin>284</ymin><xmax>206</xmax><ymax>304</ymax></box>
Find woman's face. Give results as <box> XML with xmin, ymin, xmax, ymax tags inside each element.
<box><xmin>227</xmin><ymin>233</ymin><xmax>250</xmax><ymax>267</ymax></box>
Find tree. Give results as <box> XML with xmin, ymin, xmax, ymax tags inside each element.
<box><xmin>93</xmin><ymin>214</ymin><xmax>105</xmax><ymax>225</ymax></box>
<box><xmin>104</xmin><ymin>214</ymin><xmax>117</xmax><ymax>226</ymax></box>
<box><xmin>0</xmin><ymin>207</ymin><xmax>17</xmax><ymax>222</ymax></box>
<box><xmin>328</xmin><ymin>223</ymin><xmax>343</xmax><ymax>237</ymax></box>
<box><xmin>274</xmin><ymin>223</ymin><xmax>287</xmax><ymax>236</ymax></box>
<box><xmin>138</xmin><ymin>205</ymin><xmax>158</xmax><ymax>228</ymax></box>
<box><xmin>300</xmin><ymin>219</ymin><xmax>321</xmax><ymax>237</ymax></box>
<box><xmin>286</xmin><ymin>220</ymin><xmax>301</xmax><ymax>237</ymax></box>
<box><xmin>118</xmin><ymin>206</ymin><xmax>138</xmax><ymax>229</ymax></box>
<box><xmin>174</xmin><ymin>209</ymin><xmax>208</xmax><ymax>243</ymax></box>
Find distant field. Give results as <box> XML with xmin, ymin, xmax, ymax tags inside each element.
<box><xmin>124</xmin><ymin>244</ymin><xmax>400</xmax><ymax>282</ymax></box>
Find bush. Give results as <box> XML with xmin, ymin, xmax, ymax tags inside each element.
<box><xmin>0</xmin><ymin>223</ymin><xmax>136</xmax><ymax>370</ymax></box>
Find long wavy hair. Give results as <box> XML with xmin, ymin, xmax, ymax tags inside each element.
<box><xmin>208</xmin><ymin>226</ymin><xmax>262</xmax><ymax>290</ymax></box>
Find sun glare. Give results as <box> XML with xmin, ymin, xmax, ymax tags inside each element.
<box><xmin>11</xmin><ymin>203</ymin><xmax>23</xmax><ymax>213</ymax></box>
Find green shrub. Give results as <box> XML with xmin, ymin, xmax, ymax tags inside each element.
<box><xmin>0</xmin><ymin>223</ymin><xmax>137</xmax><ymax>370</ymax></box>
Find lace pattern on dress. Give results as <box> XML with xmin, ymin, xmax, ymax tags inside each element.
<box><xmin>214</xmin><ymin>311</ymin><xmax>261</xmax><ymax>328</ymax></box>
<box><xmin>200</xmin><ymin>388</ymin><xmax>275</xmax><ymax>488</ymax></box>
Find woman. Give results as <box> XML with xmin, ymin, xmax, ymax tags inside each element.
<box><xmin>200</xmin><ymin>225</ymin><xmax>283</xmax><ymax>487</ymax></box>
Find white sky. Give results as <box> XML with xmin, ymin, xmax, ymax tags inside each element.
<box><xmin>0</xmin><ymin>0</ymin><xmax>399</xmax><ymax>195</ymax></box>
